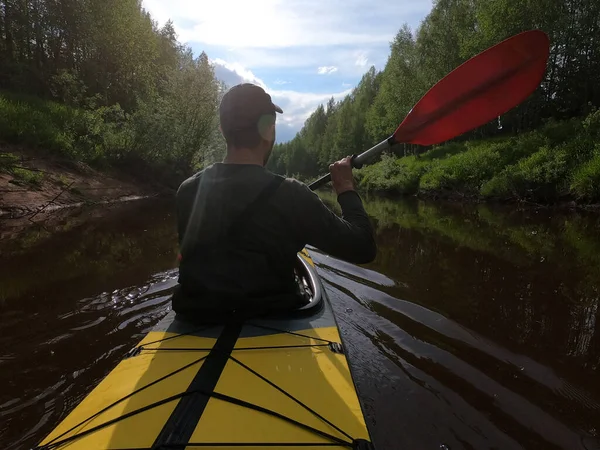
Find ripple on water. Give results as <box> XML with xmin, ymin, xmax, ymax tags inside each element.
<box><xmin>6</xmin><ymin>196</ymin><xmax>600</xmax><ymax>450</ymax></box>
<box><xmin>318</xmin><ymin>250</ymin><xmax>600</xmax><ymax>450</ymax></box>
<box><xmin>0</xmin><ymin>266</ymin><xmax>176</xmax><ymax>450</ymax></box>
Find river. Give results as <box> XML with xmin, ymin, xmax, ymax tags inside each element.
<box><xmin>1</xmin><ymin>194</ymin><xmax>599</xmax><ymax>450</ymax></box>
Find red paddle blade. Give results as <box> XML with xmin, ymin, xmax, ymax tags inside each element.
<box><xmin>393</xmin><ymin>30</ymin><xmax>550</xmax><ymax>146</ymax></box>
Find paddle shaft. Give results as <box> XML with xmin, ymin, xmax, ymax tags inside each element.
<box><xmin>308</xmin><ymin>139</ymin><xmax>393</xmax><ymax>191</ymax></box>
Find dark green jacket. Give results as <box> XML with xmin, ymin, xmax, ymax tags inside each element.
<box><xmin>173</xmin><ymin>163</ymin><xmax>376</xmax><ymax>316</ymax></box>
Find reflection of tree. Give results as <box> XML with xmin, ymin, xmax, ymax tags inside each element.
<box><xmin>0</xmin><ymin>199</ymin><xmax>178</xmax><ymax>304</ymax></box>
<box><xmin>318</xmin><ymin>192</ymin><xmax>600</xmax><ymax>412</ymax></box>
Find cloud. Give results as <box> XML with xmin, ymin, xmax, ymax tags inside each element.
<box><xmin>270</xmin><ymin>88</ymin><xmax>352</xmax><ymax>129</ymax></box>
<box><xmin>142</xmin><ymin>0</ymin><xmax>432</xmax><ymax>83</ymax></box>
<box><xmin>211</xmin><ymin>59</ymin><xmax>350</xmax><ymax>142</ymax></box>
<box><xmin>211</xmin><ymin>58</ymin><xmax>266</xmax><ymax>88</ymax></box>
<box><xmin>141</xmin><ymin>0</ymin><xmax>435</xmax><ymax>142</ymax></box>
<box><xmin>142</xmin><ymin>0</ymin><xmax>429</xmax><ymax>49</ymax></box>
<box><xmin>355</xmin><ymin>51</ymin><xmax>369</xmax><ymax>67</ymax></box>
<box><xmin>317</xmin><ymin>66</ymin><xmax>338</xmax><ymax>75</ymax></box>
<box><xmin>209</xmin><ymin>47</ymin><xmax>386</xmax><ymax>76</ymax></box>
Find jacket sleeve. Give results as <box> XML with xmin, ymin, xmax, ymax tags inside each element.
<box><xmin>290</xmin><ymin>181</ymin><xmax>377</xmax><ymax>264</ymax></box>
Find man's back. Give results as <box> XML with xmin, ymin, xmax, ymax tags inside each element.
<box><xmin>174</xmin><ymin>162</ymin><xmax>376</xmax><ymax>314</ymax></box>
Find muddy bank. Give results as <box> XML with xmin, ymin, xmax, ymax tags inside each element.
<box><xmin>0</xmin><ymin>146</ymin><xmax>171</xmax><ymax>225</ymax></box>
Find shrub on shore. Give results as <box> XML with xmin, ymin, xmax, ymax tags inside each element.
<box><xmin>357</xmin><ymin>110</ymin><xmax>600</xmax><ymax>204</ymax></box>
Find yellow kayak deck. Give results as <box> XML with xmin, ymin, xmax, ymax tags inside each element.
<box><xmin>36</xmin><ymin>252</ymin><xmax>374</xmax><ymax>449</ymax></box>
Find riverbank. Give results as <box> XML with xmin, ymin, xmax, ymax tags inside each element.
<box><xmin>0</xmin><ymin>145</ymin><xmax>167</xmax><ymax>225</ymax></box>
<box><xmin>354</xmin><ymin>110</ymin><xmax>600</xmax><ymax>207</ymax></box>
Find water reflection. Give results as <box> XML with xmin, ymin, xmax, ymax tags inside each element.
<box><xmin>319</xmin><ymin>192</ymin><xmax>600</xmax><ymax>449</ymax></box>
<box><xmin>1</xmin><ymin>195</ymin><xmax>600</xmax><ymax>450</ymax></box>
<box><xmin>0</xmin><ymin>199</ymin><xmax>179</xmax><ymax>450</ymax></box>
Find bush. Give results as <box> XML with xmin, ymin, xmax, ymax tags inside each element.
<box><xmin>420</xmin><ymin>142</ymin><xmax>467</xmax><ymax>161</ymax></box>
<box><xmin>0</xmin><ymin>94</ymin><xmax>75</xmax><ymax>153</ymax></box>
<box><xmin>481</xmin><ymin>145</ymin><xmax>570</xmax><ymax>201</ymax></box>
<box><xmin>570</xmin><ymin>146</ymin><xmax>600</xmax><ymax>202</ymax></box>
<box><xmin>0</xmin><ymin>92</ymin><xmax>133</xmax><ymax>165</ymax></box>
<box><xmin>10</xmin><ymin>167</ymin><xmax>44</xmax><ymax>188</ymax></box>
<box><xmin>539</xmin><ymin>117</ymin><xmax>583</xmax><ymax>146</ymax></box>
<box><xmin>357</xmin><ymin>153</ymin><xmax>431</xmax><ymax>194</ymax></box>
<box><xmin>582</xmin><ymin>109</ymin><xmax>600</xmax><ymax>138</ymax></box>
<box><xmin>419</xmin><ymin>142</ymin><xmax>505</xmax><ymax>195</ymax></box>
<box><xmin>0</xmin><ymin>152</ymin><xmax>19</xmax><ymax>171</ymax></box>
<box><xmin>502</xmin><ymin>130</ymin><xmax>548</xmax><ymax>161</ymax></box>
<box><xmin>356</xmin><ymin>111</ymin><xmax>600</xmax><ymax>204</ymax></box>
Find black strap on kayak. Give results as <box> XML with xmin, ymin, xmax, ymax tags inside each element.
<box><xmin>152</xmin><ymin>323</ymin><xmax>243</xmax><ymax>448</ymax></box>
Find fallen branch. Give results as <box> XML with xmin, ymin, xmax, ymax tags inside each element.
<box><xmin>28</xmin><ymin>181</ymin><xmax>75</xmax><ymax>221</ymax></box>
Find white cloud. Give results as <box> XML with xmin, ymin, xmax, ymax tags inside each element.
<box><xmin>211</xmin><ymin>59</ymin><xmax>350</xmax><ymax>141</ymax></box>
<box><xmin>142</xmin><ymin>0</ymin><xmax>429</xmax><ymax>49</ymax></box>
<box><xmin>317</xmin><ymin>66</ymin><xmax>338</xmax><ymax>75</ymax></box>
<box><xmin>140</xmin><ymin>0</ymin><xmax>434</xmax><ymax>142</ymax></box>
<box><xmin>211</xmin><ymin>58</ymin><xmax>266</xmax><ymax>88</ymax></box>
<box><xmin>215</xmin><ymin>46</ymin><xmax>385</xmax><ymax>74</ymax></box>
<box><xmin>355</xmin><ymin>51</ymin><xmax>369</xmax><ymax>67</ymax></box>
<box><xmin>270</xmin><ymin>88</ymin><xmax>352</xmax><ymax>130</ymax></box>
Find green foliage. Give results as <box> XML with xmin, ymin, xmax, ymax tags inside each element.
<box><xmin>0</xmin><ymin>2</ymin><xmax>222</xmax><ymax>187</ymax></box>
<box><xmin>0</xmin><ymin>93</ymin><xmax>74</xmax><ymax>153</ymax></box>
<box><xmin>420</xmin><ymin>142</ymin><xmax>468</xmax><ymax>161</ymax></box>
<box><xmin>582</xmin><ymin>109</ymin><xmax>600</xmax><ymax>137</ymax></box>
<box><xmin>357</xmin><ymin>153</ymin><xmax>431</xmax><ymax>195</ymax></box>
<box><xmin>420</xmin><ymin>142</ymin><xmax>505</xmax><ymax>196</ymax></box>
<box><xmin>129</xmin><ymin>54</ymin><xmax>220</xmax><ymax>184</ymax></box>
<box><xmin>354</xmin><ymin>112</ymin><xmax>600</xmax><ymax>204</ymax></box>
<box><xmin>0</xmin><ymin>152</ymin><xmax>19</xmax><ymax>171</ymax></box>
<box><xmin>569</xmin><ymin>147</ymin><xmax>600</xmax><ymax>201</ymax></box>
<box><xmin>271</xmin><ymin>0</ymin><xmax>600</xmax><ymax>192</ymax></box>
<box><xmin>482</xmin><ymin>146</ymin><xmax>570</xmax><ymax>201</ymax></box>
<box><xmin>10</xmin><ymin>167</ymin><xmax>44</xmax><ymax>188</ymax></box>
<box><xmin>0</xmin><ymin>92</ymin><xmax>130</xmax><ymax>164</ymax></box>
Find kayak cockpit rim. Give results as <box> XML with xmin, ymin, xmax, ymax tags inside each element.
<box><xmin>295</xmin><ymin>251</ymin><xmax>324</xmax><ymax>312</ymax></box>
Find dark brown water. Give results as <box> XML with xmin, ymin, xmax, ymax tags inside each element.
<box><xmin>1</xmin><ymin>195</ymin><xmax>600</xmax><ymax>450</ymax></box>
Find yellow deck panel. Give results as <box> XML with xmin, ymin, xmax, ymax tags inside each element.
<box><xmin>39</xmin><ymin>333</ymin><xmax>216</xmax><ymax>449</ymax></box>
<box><xmin>190</xmin><ymin>327</ymin><xmax>369</xmax><ymax>447</ymax></box>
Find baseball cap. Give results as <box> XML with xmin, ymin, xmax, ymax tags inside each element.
<box><xmin>219</xmin><ymin>83</ymin><xmax>283</xmax><ymax>135</ymax></box>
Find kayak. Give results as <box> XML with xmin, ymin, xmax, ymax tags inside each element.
<box><xmin>35</xmin><ymin>249</ymin><xmax>375</xmax><ymax>449</ymax></box>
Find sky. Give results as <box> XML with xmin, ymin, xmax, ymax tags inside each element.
<box><xmin>142</xmin><ymin>0</ymin><xmax>434</xmax><ymax>143</ymax></box>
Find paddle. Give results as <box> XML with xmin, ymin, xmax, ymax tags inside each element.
<box><xmin>308</xmin><ymin>29</ymin><xmax>550</xmax><ymax>191</ymax></box>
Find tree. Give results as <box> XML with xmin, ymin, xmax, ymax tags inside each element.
<box><xmin>275</xmin><ymin>0</ymin><xmax>600</xmax><ymax>178</ymax></box>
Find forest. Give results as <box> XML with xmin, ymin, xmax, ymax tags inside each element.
<box><xmin>1</xmin><ymin>0</ymin><xmax>599</xmax><ymax>200</ymax></box>
<box><xmin>0</xmin><ymin>0</ymin><xmax>224</xmax><ymax>188</ymax></box>
<box><xmin>268</xmin><ymin>0</ymin><xmax>600</xmax><ymax>204</ymax></box>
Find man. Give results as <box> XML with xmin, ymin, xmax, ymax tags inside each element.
<box><xmin>173</xmin><ymin>83</ymin><xmax>376</xmax><ymax>318</ymax></box>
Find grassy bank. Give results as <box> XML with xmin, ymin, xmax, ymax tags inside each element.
<box><xmin>0</xmin><ymin>91</ymin><xmax>131</xmax><ymax>166</ymax></box>
<box><xmin>355</xmin><ymin>110</ymin><xmax>600</xmax><ymax>205</ymax></box>
<box><xmin>0</xmin><ymin>87</ymin><xmax>221</xmax><ymax>190</ymax></box>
